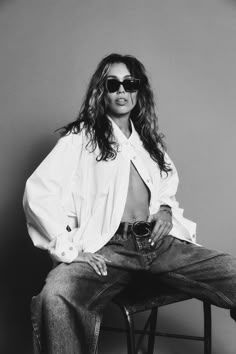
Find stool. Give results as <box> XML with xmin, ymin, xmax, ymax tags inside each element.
<box><xmin>101</xmin><ymin>285</ymin><xmax>212</xmax><ymax>354</ymax></box>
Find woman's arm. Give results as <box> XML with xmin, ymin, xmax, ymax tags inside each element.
<box><xmin>23</xmin><ymin>134</ymin><xmax>81</xmax><ymax>263</ymax></box>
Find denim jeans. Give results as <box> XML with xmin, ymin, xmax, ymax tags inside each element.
<box><xmin>31</xmin><ymin>223</ymin><xmax>236</xmax><ymax>354</ymax></box>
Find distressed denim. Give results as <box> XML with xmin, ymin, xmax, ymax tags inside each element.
<box><xmin>31</xmin><ymin>223</ymin><xmax>236</xmax><ymax>354</ymax></box>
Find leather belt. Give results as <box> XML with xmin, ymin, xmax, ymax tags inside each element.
<box><xmin>116</xmin><ymin>221</ymin><xmax>155</xmax><ymax>238</ymax></box>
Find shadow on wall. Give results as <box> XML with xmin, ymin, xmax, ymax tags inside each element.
<box><xmin>0</xmin><ymin>136</ymin><xmax>55</xmax><ymax>354</ymax></box>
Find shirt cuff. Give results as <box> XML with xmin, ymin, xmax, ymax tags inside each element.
<box><xmin>48</xmin><ymin>230</ymin><xmax>78</xmax><ymax>263</ymax></box>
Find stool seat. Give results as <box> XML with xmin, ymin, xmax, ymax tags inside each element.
<box><xmin>114</xmin><ymin>285</ymin><xmax>192</xmax><ymax>314</ymax></box>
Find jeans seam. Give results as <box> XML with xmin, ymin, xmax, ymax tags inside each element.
<box><xmin>167</xmin><ymin>271</ymin><xmax>234</xmax><ymax>307</ymax></box>
<box><xmin>32</xmin><ymin>317</ymin><xmax>42</xmax><ymax>353</ymax></box>
<box><xmin>91</xmin><ymin>311</ymin><xmax>101</xmax><ymax>354</ymax></box>
<box><xmin>31</xmin><ymin>296</ymin><xmax>43</xmax><ymax>353</ymax></box>
<box><xmin>87</xmin><ymin>273</ymin><xmax>128</xmax><ymax>308</ymax></box>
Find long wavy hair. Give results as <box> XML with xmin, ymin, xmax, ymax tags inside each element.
<box><xmin>59</xmin><ymin>53</ymin><xmax>171</xmax><ymax>174</ymax></box>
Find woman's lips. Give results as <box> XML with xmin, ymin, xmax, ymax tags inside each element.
<box><xmin>115</xmin><ymin>98</ymin><xmax>128</xmax><ymax>105</ymax></box>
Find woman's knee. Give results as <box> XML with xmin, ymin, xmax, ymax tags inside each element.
<box><xmin>41</xmin><ymin>264</ymin><xmax>79</xmax><ymax>309</ymax></box>
<box><xmin>41</xmin><ymin>279</ymin><xmax>70</xmax><ymax>314</ymax></box>
<box><xmin>41</xmin><ymin>262</ymin><xmax>102</xmax><ymax>310</ymax></box>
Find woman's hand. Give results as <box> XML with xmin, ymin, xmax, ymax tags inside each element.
<box><xmin>73</xmin><ymin>252</ymin><xmax>110</xmax><ymax>276</ymax></box>
<box><xmin>147</xmin><ymin>209</ymin><xmax>173</xmax><ymax>247</ymax></box>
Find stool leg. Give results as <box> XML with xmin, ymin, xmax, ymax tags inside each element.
<box><xmin>124</xmin><ymin>310</ymin><xmax>136</xmax><ymax>354</ymax></box>
<box><xmin>203</xmin><ymin>301</ymin><xmax>212</xmax><ymax>354</ymax></box>
<box><xmin>147</xmin><ymin>307</ymin><xmax>158</xmax><ymax>354</ymax></box>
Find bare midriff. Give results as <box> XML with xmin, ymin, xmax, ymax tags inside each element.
<box><xmin>121</xmin><ymin>162</ymin><xmax>150</xmax><ymax>223</ymax></box>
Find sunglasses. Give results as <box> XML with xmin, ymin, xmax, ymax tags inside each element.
<box><xmin>105</xmin><ymin>78</ymin><xmax>140</xmax><ymax>93</ymax></box>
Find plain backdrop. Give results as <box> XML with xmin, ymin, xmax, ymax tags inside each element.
<box><xmin>0</xmin><ymin>0</ymin><xmax>236</xmax><ymax>353</ymax></box>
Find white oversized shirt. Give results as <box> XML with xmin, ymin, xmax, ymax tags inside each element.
<box><xmin>23</xmin><ymin>118</ymin><xmax>197</xmax><ymax>263</ymax></box>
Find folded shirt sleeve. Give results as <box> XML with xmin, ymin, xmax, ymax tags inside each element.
<box><xmin>157</xmin><ymin>153</ymin><xmax>180</xmax><ymax>209</ymax></box>
<box><xmin>48</xmin><ymin>229</ymin><xmax>79</xmax><ymax>263</ymax></box>
<box><xmin>23</xmin><ymin>134</ymin><xmax>82</xmax><ymax>263</ymax></box>
<box><xmin>157</xmin><ymin>153</ymin><xmax>197</xmax><ymax>242</ymax></box>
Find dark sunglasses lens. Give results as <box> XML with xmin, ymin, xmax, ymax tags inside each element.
<box><xmin>106</xmin><ymin>79</ymin><xmax>119</xmax><ymax>93</ymax></box>
<box><xmin>123</xmin><ymin>79</ymin><xmax>140</xmax><ymax>92</ymax></box>
<box><xmin>106</xmin><ymin>79</ymin><xmax>140</xmax><ymax>93</ymax></box>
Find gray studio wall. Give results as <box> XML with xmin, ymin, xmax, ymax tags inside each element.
<box><xmin>1</xmin><ymin>0</ymin><xmax>236</xmax><ymax>353</ymax></box>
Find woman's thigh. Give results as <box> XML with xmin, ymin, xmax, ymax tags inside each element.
<box><xmin>42</xmin><ymin>261</ymin><xmax>132</xmax><ymax>310</ymax></box>
<box><xmin>150</xmin><ymin>236</ymin><xmax>236</xmax><ymax>308</ymax></box>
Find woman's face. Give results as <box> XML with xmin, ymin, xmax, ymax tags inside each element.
<box><xmin>104</xmin><ymin>62</ymin><xmax>138</xmax><ymax>119</ymax></box>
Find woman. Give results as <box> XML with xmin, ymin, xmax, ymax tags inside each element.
<box><xmin>23</xmin><ymin>53</ymin><xmax>236</xmax><ymax>353</ymax></box>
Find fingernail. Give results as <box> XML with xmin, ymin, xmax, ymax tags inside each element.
<box><xmin>151</xmin><ymin>242</ymin><xmax>155</xmax><ymax>246</ymax></box>
<box><xmin>148</xmin><ymin>238</ymin><xmax>152</xmax><ymax>243</ymax></box>
<box><xmin>103</xmin><ymin>272</ymin><xmax>107</xmax><ymax>276</ymax></box>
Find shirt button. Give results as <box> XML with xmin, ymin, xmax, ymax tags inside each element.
<box><xmin>146</xmin><ymin>179</ymin><xmax>150</xmax><ymax>183</ymax></box>
<box><xmin>133</xmin><ymin>156</ymin><xmax>136</xmax><ymax>160</ymax></box>
<box><xmin>61</xmin><ymin>252</ymin><xmax>65</xmax><ymax>257</ymax></box>
<box><xmin>69</xmin><ymin>247</ymin><xmax>73</xmax><ymax>251</ymax></box>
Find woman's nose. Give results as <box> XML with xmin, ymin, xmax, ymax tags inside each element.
<box><xmin>117</xmin><ymin>83</ymin><xmax>125</xmax><ymax>93</ymax></box>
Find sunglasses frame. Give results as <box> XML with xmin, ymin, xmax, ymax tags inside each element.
<box><xmin>105</xmin><ymin>78</ymin><xmax>140</xmax><ymax>93</ymax></box>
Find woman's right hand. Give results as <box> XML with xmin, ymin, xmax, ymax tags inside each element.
<box><xmin>73</xmin><ymin>252</ymin><xmax>110</xmax><ymax>276</ymax></box>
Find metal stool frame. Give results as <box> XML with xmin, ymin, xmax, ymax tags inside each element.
<box><xmin>102</xmin><ymin>291</ymin><xmax>211</xmax><ymax>354</ymax></box>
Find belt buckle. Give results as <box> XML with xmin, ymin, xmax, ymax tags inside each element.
<box><xmin>132</xmin><ymin>221</ymin><xmax>151</xmax><ymax>238</ymax></box>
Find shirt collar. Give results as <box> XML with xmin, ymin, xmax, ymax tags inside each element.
<box><xmin>107</xmin><ymin>116</ymin><xmax>142</xmax><ymax>147</ymax></box>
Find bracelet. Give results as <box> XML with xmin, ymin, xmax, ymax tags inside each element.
<box><xmin>159</xmin><ymin>205</ymin><xmax>172</xmax><ymax>216</ymax></box>
<box><xmin>160</xmin><ymin>204</ymin><xmax>171</xmax><ymax>209</ymax></box>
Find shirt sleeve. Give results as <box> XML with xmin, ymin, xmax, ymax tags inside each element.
<box><xmin>157</xmin><ymin>153</ymin><xmax>180</xmax><ymax>209</ymax></box>
<box><xmin>23</xmin><ymin>134</ymin><xmax>82</xmax><ymax>263</ymax></box>
<box><xmin>157</xmin><ymin>153</ymin><xmax>197</xmax><ymax>241</ymax></box>
<box><xmin>48</xmin><ymin>228</ymin><xmax>79</xmax><ymax>263</ymax></box>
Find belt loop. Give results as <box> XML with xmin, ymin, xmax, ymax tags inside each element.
<box><xmin>123</xmin><ymin>222</ymin><xmax>129</xmax><ymax>239</ymax></box>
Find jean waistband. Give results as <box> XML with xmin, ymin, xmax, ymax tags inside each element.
<box><xmin>116</xmin><ymin>221</ymin><xmax>155</xmax><ymax>238</ymax></box>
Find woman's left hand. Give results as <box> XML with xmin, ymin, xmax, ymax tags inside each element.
<box><xmin>147</xmin><ymin>210</ymin><xmax>173</xmax><ymax>247</ymax></box>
